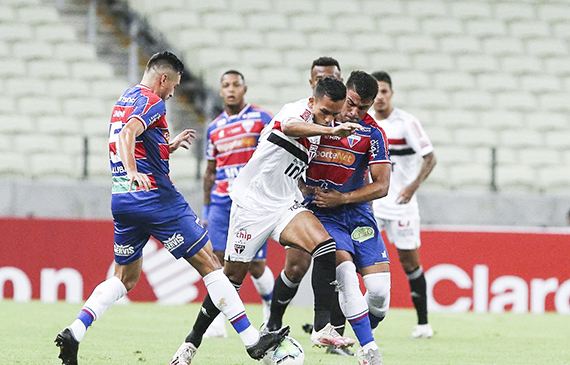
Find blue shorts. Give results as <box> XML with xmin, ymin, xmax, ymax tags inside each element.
<box><xmin>113</xmin><ymin>203</ymin><xmax>208</xmax><ymax>265</ymax></box>
<box><xmin>311</xmin><ymin>203</ymin><xmax>389</xmax><ymax>269</ymax></box>
<box><xmin>208</xmin><ymin>201</ymin><xmax>268</xmax><ymax>260</ymax></box>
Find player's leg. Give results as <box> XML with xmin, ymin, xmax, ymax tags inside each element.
<box><xmin>203</xmin><ymin>202</ymin><xmax>229</xmax><ymax>338</ymax></box>
<box><xmin>266</xmin><ymin>247</ymin><xmax>311</xmax><ymax>331</ymax></box>
<box><xmin>278</xmin><ymin>210</ymin><xmax>355</xmax><ymax>348</ymax></box>
<box><xmin>389</xmin><ymin>218</ymin><xmax>432</xmax><ymax>338</ymax></box>
<box><xmin>55</xmin><ymin>217</ymin><xmax>147</xmax><ymax>365</ymax></box>
<box><xmin>249</xmin><ymin>246</ymin><xmax>274</xmax><ymax>324</ymax></box>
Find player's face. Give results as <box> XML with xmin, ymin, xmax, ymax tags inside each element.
<box><xmin>373</xmin><ymin>81</ymin><xmax>393</xmax><ymax>113</ymax></box>
<box><xmin>309</xmin><ymin>95</ymin><xmax>344</xmax><ymax>126</ymax></box>
<box><xmin>158</xmin><ymin>71</ymin><xmax>181</xmax><ymax>101</ymax></box>
<box><xmin>340</xmin><ymin>88</ymin><xmax>374</xmax><ymax>124</ymax></box>
<box><xmin>310</xmin><ymin>65</ymin><xmax>342</xmax><ymax>89</ymax></box>
<box><xmin>220</xmin><ymin>73</ymin><xmax>247</xmax><ymax>108</ymax></box>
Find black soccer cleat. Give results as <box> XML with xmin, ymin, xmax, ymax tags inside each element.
<box><xmin>246</xmin><ymin>325</ymin><xmax>290</xmax><ymax>360</ymax></box>
<box><xmin>302</xmin><ymin>323</ymin><xmax>314</xmax><ymax>334</ymax></box>
<box><xmin>55</xmin><ymin>328</ymin><xmax>79</xmax><ymax>365</ymax></box>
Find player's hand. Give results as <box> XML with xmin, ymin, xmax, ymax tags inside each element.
<box><xmin>396</xmin><ymin>183</ymin><xmax>419</xmax><ymax>204</ymax></box>
<box><xmin>331</xmin><ymin>122</ymin><xmax>363</xmax><ymax>138</ymax></box>
<box><xmin>169</xmin><ymin>129</ymin><xmax>197</xmax><ymax>152</ymax></box>
<box><xmin>313</xmin><ymin>187</ymin><xmax>346</xmax><ymax>208</ymax></box>
<box><xmin>127</xmin><ymin>171</ymin><xmax>152</xmax><ymax>192</ymax></box>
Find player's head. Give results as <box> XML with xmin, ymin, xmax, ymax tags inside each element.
<box><xmin>143</xmin><ymin>51</ymin><xmax>184</xmax><ymax>101</ymax></box>
<box><xmin>220</xmin><ymin>70</ymin><xmax>247</xmax><ymax>110</ymax></box>
<box><xmin>371</xmin><ymin>71</ymin><xmax>394</xmax><ymax>114</ymax></box>
<box><xmin>341</xmin><ymin>71</ymin><xmax>378</xmax><ymax>123</ymax></box>
<box><xmin>310</xmin><ymin>56</ymin><xmax>342</xmax><ymax>89</ymax></box>
<box><xmin>309</xmin><ymin>77</ymin><xmax>346</xmax><ymax>126</ymax></box>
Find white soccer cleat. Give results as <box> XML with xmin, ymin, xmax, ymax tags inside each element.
<box><xmin>203</xmin><ymin>313</ymin><xmax>228</xmax><ymax>339</ymax></box>
<box><xmin>170</xmin><ymin>342</ymin><xmax>197</xmax><ymax>365</ymax></box>
<box><xmin>410</xmin><ymin>324</ymin><xmax>434</xmax><ymax>339</ymax></box>
<box><xmin>310</xmin><ymin>323</ymin><xmax>356</xmax><ymax>349</ymax></box>
<box><xmin>357</xmin><ymin>347</ymin><xmax>383</xmax><ymax>365</ymax></box>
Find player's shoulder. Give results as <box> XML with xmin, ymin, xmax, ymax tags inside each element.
<box><xmin>248</xmin><ymin>104</ymin><xmax>274</xmax><ymax>119</ymax></box>
<box><xmin>207</xmin><ymin>111</ymin><xmax>227</xmax><ymax>131</ymax></box>
<box><xmin>391</xmin><ymin>107</ymin><xmax>420</xmax><ymax>125</ymax></box>
<box><xmin>138</xmin><ymin>85</ymin><xmax>162</xmax><ymax>104</ymax></box>
<box><xmin>279</xmin><ymin>97</ymin><xmax>311</xmax><ymax>121</ymax></box>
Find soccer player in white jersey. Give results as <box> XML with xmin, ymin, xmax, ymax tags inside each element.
<box><xmin>170</xmin><ymin>77</ymin><xmax>361</xmax><ymax>365</ymax></box>
<box><xmin>370</xmin><ymin>71</ymin><xmax>437</xmax><ymax>339</ymax></box>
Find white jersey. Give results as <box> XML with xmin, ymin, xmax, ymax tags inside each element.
<box><xmin>230</xmin><ymin>98</ymin><xmax>319</xmax><ymax>211</ymax></box>
<box><xmin>371</xmin><ymin>107</ymin><xmax>434</xmax><ymax>220</ymax></box>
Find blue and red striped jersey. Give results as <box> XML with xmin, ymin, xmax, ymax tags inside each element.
<box><xmin>206</xmin><ymin>104</ymin><xmax>273</xmax><ymax>204</ymax></box>
<box><xmin>306</xmin><ymin>114</ymin><xmax>391</xmax><ymax>194</ymax></box>
<box><xmin>109</xmin><ymin>84</ymin><xmax>184</xmax><ymax>214</ymax></box>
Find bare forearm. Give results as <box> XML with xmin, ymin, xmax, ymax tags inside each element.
<box><xmin>203</xmin><ymin>172</ymin><xmax>215</xmax><ymax>205</ymax></box>
<box><xmin>414</xmin><ymin>153</ymin><xmax>437</xmax><ymax>186</ymax></box>
<box><xmin>282</xmin><ymin>122</ymin><xmax>333</xmax><ymax>137</ymax></box>
<box><xmin>342</xmin><ymin>181</ymin><xmax>389</xmax><ymax>205</ymax></box>
<box><xmin>118</xmin><ymin>129</ymin><xmax>137</xmax><ymax>173</ymax></box>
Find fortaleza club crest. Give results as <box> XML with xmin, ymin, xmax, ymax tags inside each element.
<box><xmin>351</xmin><ymin>226</ymin><xmax>375</xmax><ymax>242</ymax></box>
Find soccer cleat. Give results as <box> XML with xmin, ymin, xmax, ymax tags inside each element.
<box><xmin>54</xmin><ymin>328</ymin><xmax>79</xmax><ymax>365</ymax></box>
<box><xmin>357</xmin><ymin>347</ymin><xmax>383</xmax><ymax>365</ymax></box>
<box><xmin>326</xmin><ymin>345</ymin><xmax>355</xmax><ymax>356</ymax></box>
<box><xmin>410</xmin><ymin>324</ymin><xmax>434</xmax><ymax>339</ymax></box>
<box><xmin>301</xmin><ymin>323</ymin><xmax>313</xmax><ymax>334</ymax></box>
<box><xmin>246</xmin><ymin>325</ymin><xmax>290</xmax><ymax>360</ymax></box>
<box><xmin>170</xmin><ymin>342</ymin><xmax>197</xmax><ymax>365</ymax></box>
<box><xmin>310</xmin><ymin>323</ymin><xmax>356</xmax><ymax>349</ymax></box>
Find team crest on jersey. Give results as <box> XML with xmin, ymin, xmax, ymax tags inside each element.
<box><xmin>242</xmin><ymin>119</ymin><xmax>255</xmax><ymax>133</ymax></box>
<box><xmin>347</xmin><ymin>134</ymin><xmax>361</xmax><ymax>148</ymax></box>
<box><xmin>300</xmin><ymin>109</ymin><xmax>311</xmax><ymax>121</ymax></box>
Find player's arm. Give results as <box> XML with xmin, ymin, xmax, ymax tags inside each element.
<box><xmin>169</xmin><ymin>129</ymin><xmax>197</xmax><ymax>153</ymax></box>
<box><xmin>202</xmin><ymin>159</ymin><xmax>216</xmax><ymax>226</ymax></box>
<box><xmin>397</xmin><ymin>151</ymin><xmax>436</xmax><ymax>204</ymax></box>
<box><xmin>118</xmin><ymin>118</ymin><xmax>152</xmax><ymax>191</ymax></box>
<box><xmin>281</xmin><ymin>118</ymin><xmax>363</xmax><ymax>138</ymax></box>
<box><xmin>313</xmin><ymin>163</ymin><xmax>391</xmax><ymax>208</ymax></box>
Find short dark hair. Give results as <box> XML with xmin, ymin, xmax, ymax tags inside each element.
<box><xmin>346</xmin><ymin>71</ymin><xmax>378</xmax><ymax>102</ymax></box>
<box><xmin>311</xmin><ymin>56</ymin><xmax>341</xmax><ymax>72</ymax></box>
<box><xmin>314</xmin><ymin>77</ymin><xmax>346</xmax><ymax>102</ymax></box>
<box><xmin>221</xmin><ymin>69</ymin><xmax>245</xmax><ymax>82</ymax></box>
<box><xmin>371</xmin><ymin>71</ymin><xmax>392</xmax><ymax>89</ymax></box>
<box><xmin>146</xmin><ymin>51</ymin><xmax>184</xmax><ymax>75</ymax></box>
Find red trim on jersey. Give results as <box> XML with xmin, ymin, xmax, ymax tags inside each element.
<box><xmin>109</xmin><ymin>142</ymin><xmax>117</xmax><ymax>155</ymax></box>
<box><xmin>272</xmin><ymin>121</ymin><xmax>282</xmax><ymax>131</ymax></box>
<box><xmin>128</xmin><ymin>115</ymin><xmax>147</xmax><ymax>131</ymax></box>
<box><xmin>388</xmin><ymin>138</ymin><xmax>406</xmax><ymax>145</ymax></box>
<box><xmin>133</xmin><ymin>174</ymin><xmax>158</xmax><ymax>191</ymax></box>
<box><xmin>134</xmin><ymin>141</ymin><xmax>146</xmax><ymax>159</ymax></box>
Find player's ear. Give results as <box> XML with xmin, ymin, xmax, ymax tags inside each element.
<box><xmin>308</xmin><ymin>96</ymin><xmax>315</xmax><ymax>109</ymax></box>
<box><xmin>243</xmin><ymin>85</ymin><xmax>248</xmax><ymax>94</ymax></box>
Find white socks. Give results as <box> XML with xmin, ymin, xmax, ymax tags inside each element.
<box><xmin>251</xmin><ymin>266</ymin><xmax>274</xmax><ymax>299</ymax></box>
<box><xmin>336</xmin><ymin>261</ymin><xmax>369</xmax><ymax>322</ymax></box>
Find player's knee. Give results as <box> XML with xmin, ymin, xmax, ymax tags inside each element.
<box><xmin>336</xmin><ymin>261</ymin><xmax>359</xmax><ymax>294</ymax></box>
<box><xmin>363</xmin><ymin>272</ymin><xmax>391</xmax><ymax>316</ymax></box>
<box><xmin>248</xmin><ymin>260</ymin><xmax>265</xmax><ymax>278</ymax></box>
<box><xmin>284</xmin><ymin>262</ymin><xmax>308</xmax><ymax>283</ymax></box>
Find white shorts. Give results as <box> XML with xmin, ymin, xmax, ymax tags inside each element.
<box><xmin>376</xmin><ymin>217</ymin><xmax>421</xmax><ymax>250</ymax></box>
<box><xmin>225</xmin><ymin>201</ymin><xmax>308</xmax><ymax>262</ymax></box>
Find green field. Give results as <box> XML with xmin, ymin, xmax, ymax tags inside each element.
<box><xmin>0</xmin><ymin>300</ymin><xmax>569</xmax><ymax>364</ymax></box>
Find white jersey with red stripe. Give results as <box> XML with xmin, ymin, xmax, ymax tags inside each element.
<box><xmin>370</xmin><ymin>107</ymin><xmax>434</xmax><ymax>220</ymax></box>
<box><xmin>230</xmin><ymin>97</ymin><xmax>319</xmax><ymax>211</ymax></box>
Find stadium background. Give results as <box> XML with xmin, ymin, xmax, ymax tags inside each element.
<box><xmin>1</xmin><ymin>0</ymin><xmax>569</xmax><ymax>314</ymax></box>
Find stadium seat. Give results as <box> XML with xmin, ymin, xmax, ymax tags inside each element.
<box><xmin>229</xmin><ymin>0</ymin><xmax>271</xmax><ymax>13</ymax></box>
<box><xmin>246</xmin><ymin>13</ymin><xmax>288</xmax><ymax>30</ymax></box>
<box><xmin>370</xmin><ymin>52</ymin><xmax>412</xmax><ymax>71</ymax></box>
<box><xmin>37</xmin><ymin>115</ymin><xmax>81</xmax><ymax>135</ymax></box>
<box><xmin>15</xmin><ymin>134</ymin><xmax>59</xmax><ymax>153</ymax></box>
<box><xmin>266</xmin><ymin>31</ymin><xmax>308</xmax><ymax>50</ymax></box>
<box><xmin>545</xmin><ymin>57</ymin><xmax>570</xmax><ymax>76</ymax></box>
<box><xmin>64</xmin><ymin>98</ymin><xmax>107</xmax><ymax>117</ymax></box>
<box><xmin>526</xmin><ymin>39</ymin><xmax>568</xmax><ymax>57</ymax></box>
<box><xmin>17</xmin><ymin>5</ymin><xmax>59</xmax><ymax>24</ymax></box>
<box><xmin>48</xmin><ymin>79</ymin><xmax>90</xmax><ymax>97</ymax></box>
<box><xmin>82</xmin><ymin>117</ymin><xmax>109</xmax><ymax>138</ymax></box>
<box><xmin>413</xmin><ymin>54</ymin><xmax>455</xmax><ymax>72</ymax></box>
<box><xmin>0</xmin><ymin>153</ymin><xmax>29</xmax><ymax>177</ymax></box>
<box><xmin>18</xmin><ymin>96</ymin><xmax>61</xmax><ymax>116</ymax></box>
<box><xmin>0</xmin><ymin>24</ymin><xmax>34</xmax><ymax>41</ymax></box>
<box><xmin>155</xmin><ymin>11</ymin><xmax>199</xmax><ymax>33</ymax></box>
<box><xmin>351</xmin><ymin>34</ymin><xmax>394</xmax><ymax>52</ymax></box>
<box><xmin>290</xmin><ymin>14</ymin><xmax>330</xmax><ymax>32</ymax></box>
<box><xmin>538</xmin><ymin>4</ymin><xmax>570</xmax><ymax>22</ymax></box>
<box><xmin>259</xmin><ymin>68</ymin><xmax>303</xmax><ymax>87</ymax></box>
<box><xmin>440</xmin><ymin>35</ymin><xmax>481</xmax><ymax>54</ymax></box>
<box><xmin>54</xmin><ymin>43</ymin><xmax>97</xmax><ymax>61</ymax></box>
<box><xmin>520</xmin><ymin>75</ymin><xmax>561</xmax><ymax>93</ymax></box>
<box><xmin>421</xmin><ymin>18</ymin><xmax>463</xmax><ymax>36</ymax></box>
<box><xmin>451</xmin><ymin>91</ymin><xmax>493</xmax><ymax>109</ymax></box>
<box><xmin>274</xmin><ymin>1</ymin><xmax>317</xmax><ymax>15</ymax></box>
<box><xmin>509</xmin><ymin>21</ymin><xmax>550</xmax><ymax>38</ymax></box>
<box><xmin>496</xmin><ymin>92</ymin><xmax>539</xmax><ymax>111</ymax></box>
<box><xmin>483</xmin><ymin>38</ymin><xmax>524</xmax><ymax>55</ymax></box>
<box><xmin>494</xmin><ymin>3</ymin><xmax>535</xmax><ymax>21</ymax></box>
<box><xmin>480</xmin><ymin>111</ymin><xmax>523</xmax><ymax>130</ymax></box>
<box><xmin>454</xmin><ymin>127</ymin><xmax>499</xmax><ymax>147</ymax></box>
<box><xmin>520</xmin><ymin>148</ymin><xmax>562</xmax><ymax>167</ymax></box>
<box><xmin>457</xmin><ymin>55</ymin><xmax>498</xmax><ymax>73</ymax></box>
<box><xmin>0</xmin><ymin>5</ymin><xmax>16</xmax><ymax>22</ymax></box>
<box><xmin>500</xmin><ymin>130</ymin><xmax>542</xmax><ymax>148</ymax></box>
<box><xmin>202</xmin><ymin>12</ymin><xmax>245</xmax><ymax>30</ymax></box>
<box><xmin>450</xmin><ymin>2</ymin><xmax>491</xmax><ymax>19</ymax></box>
<box><xmin>538</xmin><ymin>166</ymin><xmax>570</xmax><ymax>193</ymax></box>
<box><xmin>500</xmin><ymin>56</ymin><xmax>542</xmax><ymax>74</ymax></box>
<box><xmin>434</xmin><ymin>110</ymin><xmax>478</xmax><ymax>128</ymax></box>
<box><xmin>34</xmin><ymin>24</ymin><xmax>77</xmax><ymax>42</ymax></box>
<box><xmin>496</xmin><ymin>165</ymin><xmax>537</xmax><ymax>192</ymax></box>
<box><xmin>390</xmin><ymin>71</ymin><xmax>431</xmax><ymax>89</ymax></box>
<box><xmin>477</xmin><ymin>73</ymin><xmax>518</xmax><ymax>91</ymax></box>
<box><xmin>1</xmin><ymin>114</ymin><xmax>34</xmax><ymax>134</ymax></box>
<box><xmin>545</xmin><ymin>131</ymin><xmax>570</xmax><ymax>149</ymax></box>
<box><xmin>397</xmin><ymin>35</ymin><xmax>437</xmax><ymax>53</ymax></box>
<box><xmin>28</xmin><ymin>59</ymin><xmax>70</xmax><ymax>79</ymax></box>
<box><xmin>466</xmin><ymin>19</ymin><xmax>507</xmax><ymax>37</ymax></box>
<box><xmin>449</xmin><ymin>165</ymin><xmax>492</xmax><ymax>190</ymax></box>
<box><xmin>7</xmin><ymin>77</ymin><xmax>48</xmax><ymax>96</ymax></box>
<box><xmin>91</xmin><ymin>80</ymin><xmax>128</xmax><ymax>99</ymax></box>
<box><xmin>378</xmin><ymin>16</ymin><xmax>420</xmax><ymax>34</ymax></box>
<box><xmin>30</xmin><ymin>153</ymin><xmax>80</xmax><ymax>179</ymax></box>
<box><xmin>433</xmin><ymin>72</ymin><xmax>476</xmax><ymax>91</ymax></box>
<box><xmin>553</xmin><ymin>23</ymin><xmax>570</xmax><ymax>39</ymax></box>
<box><xmin>221</xmin><ymin>30</ymin><xmax>264</xmax><ymax>49</ymax></box>
<box><xmin>71</xmin><ymin>61</ymin><xmax>114</xmax><ymax>80</ymax></box>
<box><xmin>432</xmin><ymin>146</ymin><xmax>473</xmax><ymax>165</ymax></box>
<box><xmin>526</xmin><ymin>112</ymin><xmax>568</xmax><ymax>131</ymax></box>
<box><xmin>308</xmin><ymin>32</ymin><xmax>351</xmax><ymax>52</ymax></box>
<box><xmin>13</xmin><ymin>41</ymin><xmax>55</xmax><ymax>60</ymax></box>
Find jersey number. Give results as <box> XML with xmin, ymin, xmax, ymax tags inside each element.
<box><xmin>284</xmin><ymin>161</ymin><xmax>307</xmax><ymax>180</ymax></box>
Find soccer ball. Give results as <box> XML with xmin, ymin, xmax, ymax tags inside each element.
<box><xmin>262</xmin><ymin>336</ymin><xmax>304</xmax><ymax>365</ymax></box>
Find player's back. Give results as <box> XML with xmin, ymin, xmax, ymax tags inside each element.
<box><xmin>230</xmin><ymin>98</ymin><xmax>319</xmax><ymax>211</ymax></box>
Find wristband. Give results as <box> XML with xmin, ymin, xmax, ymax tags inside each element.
<box><xmin>202</xmin><ymin>204</ymin><xmax>210</xmax><ymax>219</ymax></box>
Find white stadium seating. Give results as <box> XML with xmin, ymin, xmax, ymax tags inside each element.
<box><xmin>1</xmin><ymin>0</ymin><xmax>568</xmax><ymax>195</ymax></box>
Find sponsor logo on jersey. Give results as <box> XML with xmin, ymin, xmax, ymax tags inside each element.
<box><xmin>114</xmin><ymin>243</ymin><xmax>135</xmax><ymax>256</ymax></box>
<box><xmin>236</xmin><ymin>228</ymin><xmax>251</xmax><ymax>241</ymax></box>
<box><xmin>112</xmin><ymin>110</ymin><xmax>126</xmax><ymax>118</ymax></box>
<box><xmin>314</xmin><ymin>148</ymin><xmax>355</xmax><ymax>166</ymax></box>
<box><xmin>163</xmin><ymin>233</ymin><xmax>185</xmax><ymax>252</ymax></box>
<box><xmin>234</xmin><ymin>228</ymin><xmax>250</xmax><ymax>254</ymax></box>
<box><xmin>216</xmin><ymin>136</ymin><xmax>257</xmax><ymax>153</ymax></box>
<box><xmin>148</xmin><ymin>112</ymin><xmax>161</xmax><ymax>125</ymax></box>
<box><xmin>351</xmin><ymin>226</ymin><xmax>375</xmax><ymax>242</ymax></box>
<box><xmin>370</xmin><ymin>139</ymin><xmax>379</xmax><ymax>159</ymax></box>
<box><xmin>119</xmin><ymin>96</ymin><xmax>136</xmax><ymax>104</ymax></box>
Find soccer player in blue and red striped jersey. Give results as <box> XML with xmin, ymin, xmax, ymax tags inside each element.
<box><xmin>54</xmin><ymin>52</ymin><xmax>288</xmax><ymax>365</ymax></box>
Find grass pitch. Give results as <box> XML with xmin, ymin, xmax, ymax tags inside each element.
<box><xmin>0</xmin><ymin>300</ymin><xmax>568</xmax><ymax>364</ymax></box>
